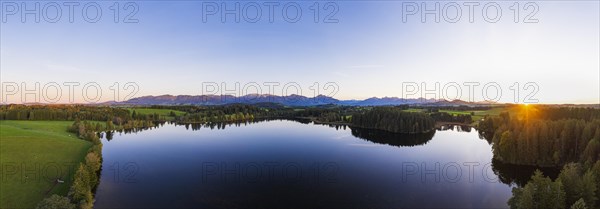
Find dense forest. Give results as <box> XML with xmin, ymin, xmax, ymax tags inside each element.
<box><xmin>0</xmin><ymin>104</ymin><xmax>475</xmax><ymax>131</ymax></box>
<box><xmin>478</xmin><ymin>106</ymin><xmax>600</xmax><ymax>167</ymax></box>
<box><xmin>3</xmin><ymin>103</ymin><xmax>599</xmax><ymax>209</ymax></box>
<box><xmin>475</xmin><ymin>106</ymin><xmax>600</xmax><ymax>209</ymax></box>
<box><xmin>351</xmin><ymin>107</ymin><xmax>436</xmax><ymax>133</ymax></box>
<box><xmin>429</xmin><ymin>112</ymin><xmax>473</xmax><ymax>124</ymax></box>
<box><xmin>0</xmin><ymin>105</ymin><xmax>132</xmax><ymax>121</ymax></box>
<box><xmin>508</xmin><ymin>162</ymin><xmax>600</xmax><ymax>209</ymax></box>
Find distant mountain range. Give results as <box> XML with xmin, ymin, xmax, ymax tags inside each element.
<box><xmin>106</xmin><ymin>94</ymin><xmax>499</xmax><ymax>107</ymax></box>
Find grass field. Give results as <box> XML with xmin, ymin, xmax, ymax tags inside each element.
<box><xmin>468</xmin><ymin>107</ymin><xmax>508</xmax><ymax>122</ymax></box>
<box><xmin>437</xmin><ymin>107</ymin><xmax>508</xmax><ymax>124</ymax></box>
<box><xmin>402</xmin><ymin>107</ymin><xmax>509</xmax><ymax>125</ymax></box>
<box><xmin>404</xmin><ymin>108</ymin><xmax>426</xmax><ymax>113</ymax></box>
<box><xmin>0</xmin><ymin>120</ymin><xmax>91</xmax><ymax>209</ymax></box>
<box><xmin>128</xmin><ymin>108</ymin><xmax>186</xmax><ymax>120</ymax></box>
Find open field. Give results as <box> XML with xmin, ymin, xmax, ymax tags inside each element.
<box><xmin>0</xmin><ymin>120</ymin><xmax>91</xmax><ymax>209</ymax></box>
<box><xmin>128</xmin><ymin>108</ymin><xmax>186</xmax><ymax>120</ymax></box>
<box><xmin>439</xmin><ymin>107</ymin><xmax>507</xmax><ymax>123</ymax></box>
<box><xmin>404</xmin><ymin>108</ymin><xmax>426</xmax><ymax>113</ymax></box>
<box><xmin>402</xmin><ymin>107</ymin><xmax>509</xmax><ymax>125</ymax></box>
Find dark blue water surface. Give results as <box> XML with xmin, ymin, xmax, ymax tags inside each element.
<box><xmin>93</xmin><ymin>120</ymin><xmax>547</xmax><ymax>208</ymax></box>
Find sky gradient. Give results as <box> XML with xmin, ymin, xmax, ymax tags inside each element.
<box><xmin>1</xmin><ymin>1</ymin><xmax>599</xmax><ymax>104</ymax></box>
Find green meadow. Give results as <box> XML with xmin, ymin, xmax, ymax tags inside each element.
<box><xmin>402</xmin><ymin>107</ymin><xmax>508</xmax><ymax>125</ymax></box>
<box><xmin>128</xmin><ymin>108</ymin><xmax>185</xmax><ymax>120</ymax></box>
<box><xmin>0</xmin><ymin>120</ymin><xmax>91</xmax><ymax>209</ymax></box>
<box><xmin>439</xmin><ymin>107</ymin><xmax>506</xmax><ymax>123</ymax></box>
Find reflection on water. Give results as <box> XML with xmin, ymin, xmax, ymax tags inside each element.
<box><xmin>102</xmin><ymin>122</ymin><xmax>164</xmax><ymax>141</ymax></box>
<box><xmin>491</xmin><ymin>159</ymin><xmax>561</xmax><ymax>187</ymax></box>
<box><xmin>437</xmin><ymin>124</ymin><xmax>472</xmax><ymax>132</ymax></box>
<box><xmin>350</xmin><ymin>127</ymin><xmax>435</xmax><ymax>147</ymax></box>
<box><xmin>176</xmin><ymin>118</ymin><xmax>309</xmax><ymax>131</ymax></box>
<box><xmin>95</xmin><ymin>119</ymin><xmax>558</xmax><ymax>208</ymax></box>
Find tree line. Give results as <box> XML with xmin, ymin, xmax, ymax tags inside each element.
<box><xmin>478</xmin><ymin>107</ymin><xmax>600</xmax><ymax>167</ymax></box>
<box><xmin>292</xmin><ymin>105</ymin><xmax>357</xmax><ymax>123</ymax></box>
<box><xmin>0</xmin><ymin>105</ymin><xmax>131</xmax><ymax>122</ymax></box>
<box><xmin>475</xmin><ymin>106</ymin><xmax>600</xmax><ymax>209</ymax></box>
<box><xmin>351</xmin><ymin>107</ymin><xmax>436</xmax><ymax>133</ymax></box>
<box><xmin>419</xmin><ymin>105</ymin><xmax>494</xmax><ymax>112</ymax></box>
<box><xmin>509</xmin><ymin>162</ymin><xmax>600</xmax><ymax>209</ymax></box>
<box><xmin>177</xmin><ymin>111</ymin><xmax>255</xmax><ymax>123</ymax></box>
<box><xmin>36</xmin><ymin>120</ymin><xmax>103</xmax><ymax>209</ymax></box>
<box><xmin>429</xmin><ymin>112</ymin><xmax>473</xmax><ymax>124</ymax></box>
<box><xmin>150</xmin><ymin>104</ymin><xmax>284</xmax><ymax>123</ymax></box>
<box><xmin>34</xmin><ymin>118</ymin><xmax>158</xmax><ymax>209</ymax></box>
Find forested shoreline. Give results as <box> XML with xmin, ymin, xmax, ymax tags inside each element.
<box><xmin>478</xmin><ymin>107</ymin><xmax>600</xmax><ymax>167</ymax></box>
<box><xmin>476</xmin><ymin>106</ymin><xmax>600</xmax><ymax>209</ymax></box>
<box><xmin>3</xmin><ymin>103</ymin><xmax>600</xmax><ymax>209</ymax></box>
<box><xmin>351</xmin><ymin>107</ymin><xmax>436</xmax><ymax>133</ymax></box>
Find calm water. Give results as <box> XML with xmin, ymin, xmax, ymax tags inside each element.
<box><xmin>93</xmin><ymin>120</ymin><xmax>556</xmax><ymax>208</ymax></box>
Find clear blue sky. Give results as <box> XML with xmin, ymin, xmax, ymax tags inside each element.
<box><xmin>1</xmin><ymin>1</ymin><xmax>598</xmax><ymax>104</ymax></box>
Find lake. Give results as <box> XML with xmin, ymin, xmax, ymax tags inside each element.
<box><xmin>93</xmin><ymin>119</ymin><xmax>556</xmax><ymax>208</ymax></box>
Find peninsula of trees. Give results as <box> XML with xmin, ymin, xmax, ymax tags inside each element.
<box><xmin>351</xmin><ymin>107</ymin><xmax>435</xmax><ymax>134</ymax></box>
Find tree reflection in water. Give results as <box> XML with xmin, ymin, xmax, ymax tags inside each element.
<box><xmin>436</xmin><ymin>124</ymin><xmax>472</xmax><ymax>132</ymax></box>
<box><xmin>101</xmin><ymin>118</ymin><xmax>562</xmax><ymax>189</ymax></box>
<box><xmin>349</xmin><ymin>127</ymin><xmax>436</xmax><ymax>147</ymax></box>
<box><xmin>491</xmin><ymin>159</ymin><xmax>560</xmax><ymax>187</ymax></box>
